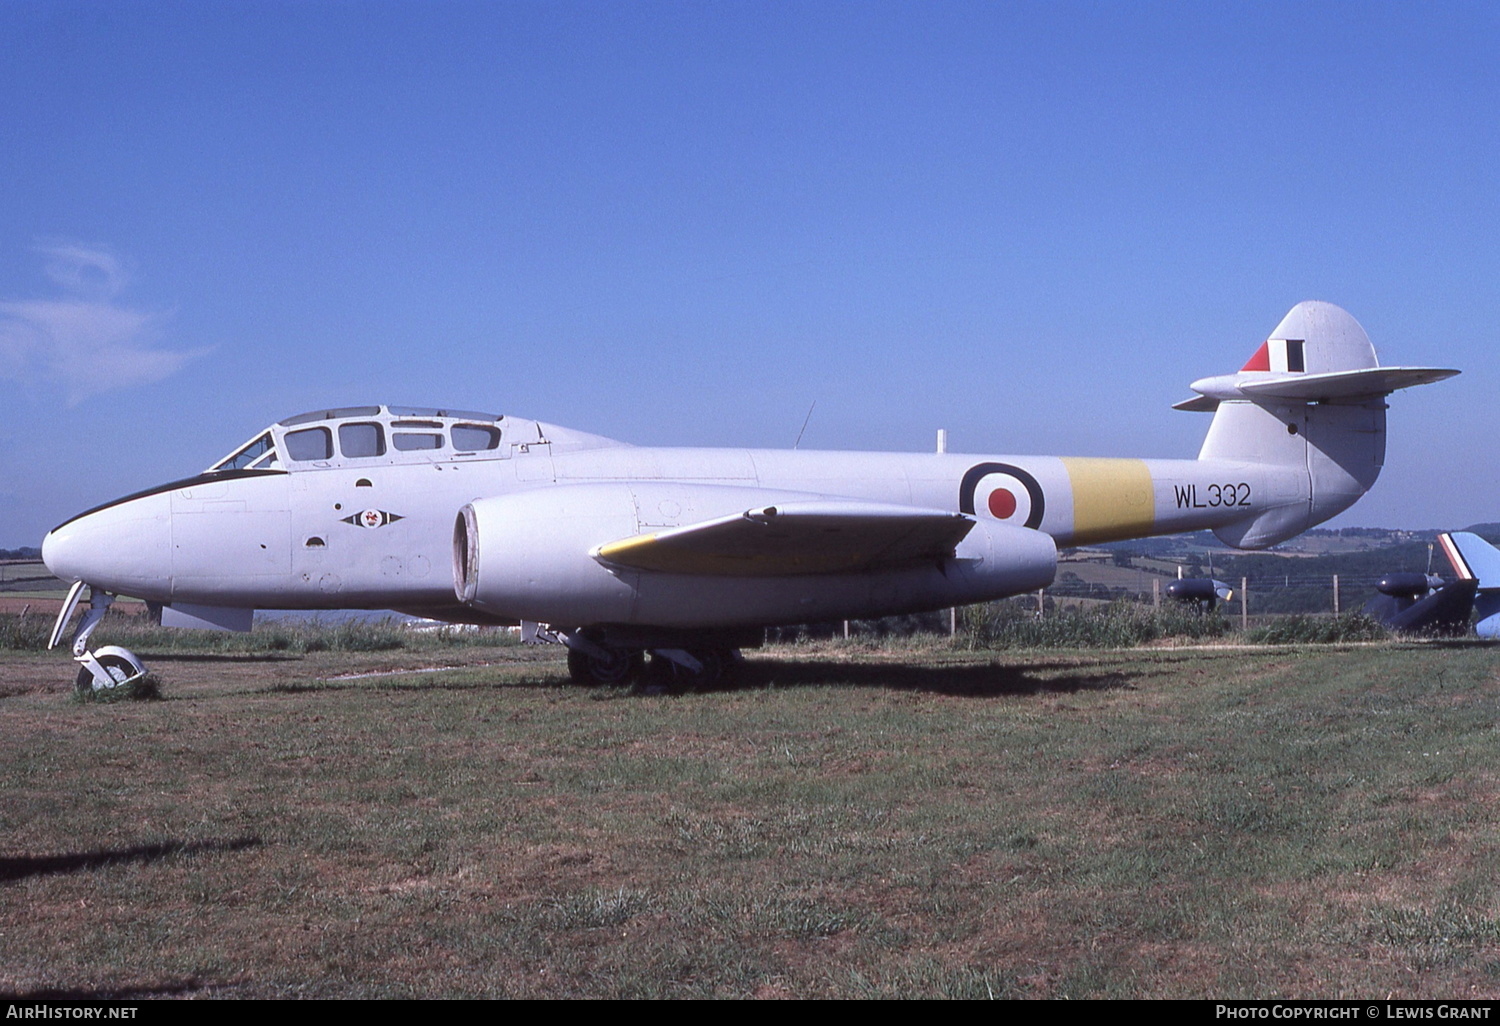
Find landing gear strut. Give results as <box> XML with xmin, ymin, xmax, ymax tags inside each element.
<box><xmin>49</xmin><ymin>582</ymin><xmax>148</xmax><ymax>694</ymax></box>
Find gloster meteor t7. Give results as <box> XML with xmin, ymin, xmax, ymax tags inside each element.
<box><xmin>43</xmin><ymin>302</ymin><xmax>1456</xmax><ymax>687</ymax></box>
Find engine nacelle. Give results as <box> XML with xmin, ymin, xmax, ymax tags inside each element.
<box><xmin>454</xmin><ymin>482</ymin><xmax>1057</xmax><ymax>629</ymax></box>
<box><xmin>1376</xmin><ymin>572</ymin><xmax>1433</xmax><ymax>599</ymax></box>
<box><xmin>1165</xmin><ymin>578</ymin><xmax>1234</xmax><ymax>608</ymax></box>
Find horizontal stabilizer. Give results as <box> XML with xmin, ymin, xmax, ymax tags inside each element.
<box><xmin>1182</xmin><ymin>366</ymin><xmax>1458</xmax><ymax>410</ymax></box>
<box><xmin>1237</xmin><ymin>366</ymin><xmax>1459</xmax><ymax>401</ymax></box>
<box><xmin>1178</xmin><ymin>303</ymin><xmax>1458</xmax><ymax>413</ymax></box>
<box><xmin>592</xmin><ymin>502</ymin><xmax>975</xmax><ymax>576</ymax></box>
<box><xmin>1172</xmin><ymin>395</ymin><xmax>1220</xmax><ymax>413</ymax></box>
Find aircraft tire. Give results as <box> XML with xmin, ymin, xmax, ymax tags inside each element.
<box><xmin>692</xmin><ymin>649</ymin><xmax>727</xmax><ymax>686</ymax></box>
<box><xmin>643</xmin><ymin>648</ymin><xmax>739</xmax><ymax>692</ymax></box>
<box><xmin>75</xmin><ymin>652</ymin><xmax>141</xmax><ymax>694</ymax></box>
<box><xmin>567</xmin><ymin>646</ymin><xmax>644</xmax><ymax>686</ymax></box>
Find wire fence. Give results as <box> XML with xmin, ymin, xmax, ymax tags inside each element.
<box><xmin>1046</xmin><ymin>566</ymin><xmax>1408</xmax><ymax>619</ymax></box>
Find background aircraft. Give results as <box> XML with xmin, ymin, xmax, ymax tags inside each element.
<box><xmin>1164</xmin><ymin>578</ymin><xmax>1235</xmax><ymax>611</ymax></box>
<box><xmin>1436</xmin><ymin>531</ymin><xmax>1500</xmax><ymax>638</ymax></box>
<box><xmin>1359</xmin><ymin>570</ymin><xmax>1478</xmax><ymax>637</ymax></box>
<box><xmin>1354</xmin><ymin>531</ymin><xmax>1500</xmax><ymax>637</ymax></box>
<box><xmin>44</xmin><ymin>302</ymin><xmax>1456</xmax><ymax>688</ymax></box>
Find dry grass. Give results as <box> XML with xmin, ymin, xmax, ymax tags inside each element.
<box><xmin>4</xmin><ymin>637</ymin><xmax>1500</xmax><ymax>998</ymax></box>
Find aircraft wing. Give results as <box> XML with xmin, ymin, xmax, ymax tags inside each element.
<box><xmin>591</xmin><ymin>501</ymin><xmax>975</xmax><ymax>576</ymax></box>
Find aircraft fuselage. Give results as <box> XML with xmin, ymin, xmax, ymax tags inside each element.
<box><xmin>42</xmin><ymin>406</ymin><xmax>1316</xmax><ymax>629</ymax></box>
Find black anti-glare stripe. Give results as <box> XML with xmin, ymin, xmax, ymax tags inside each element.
<box><xmin>48</xmin><ymin>469</ymin><xmax>287</xmax><ymax>533</ymax></box>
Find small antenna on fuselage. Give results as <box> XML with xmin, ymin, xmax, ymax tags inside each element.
<box><xmin>793</xmin><ymin>401</ymin><xmax>816</xmax><ymax>449</ymax></box>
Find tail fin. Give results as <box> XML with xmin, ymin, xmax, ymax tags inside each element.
<box><xmin>1177</xmin><ymin>302</ymin><xmax>1457</xmax><ymax>548</ymax></box>
<box><xmin>1439</xmin><ymin>531</ymin><xmax>1500</xmax><ymax>637</ymax></box>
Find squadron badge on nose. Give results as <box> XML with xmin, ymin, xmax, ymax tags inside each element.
<box><xmin>343</xmin><ymin>509</ymin><xmax>404</xmax><ymax>529</ymax></box>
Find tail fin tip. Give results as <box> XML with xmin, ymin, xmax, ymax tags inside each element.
<box><xmin>1183</xmin><ymin>301</ymin><xmax>1458</xmax><ymax>410</ymax></box>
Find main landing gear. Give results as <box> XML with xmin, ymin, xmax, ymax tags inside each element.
<box><xmin>566</xmin><ymin>645</ymin><xmax>645</xmax><ymax>686</ymax></box>
<box><xmin>525</xmin><ymin>623</ymin><xmax>740</xmax><ymax>690</ymax></box>
<box><xmin>49</xmin><ymin>582</ymin><xmax>148</xmax><ymax>694</ymax></box>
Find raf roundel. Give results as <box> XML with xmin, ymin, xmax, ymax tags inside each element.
<box><xmin>959</xmin><ymin>462</ymin><xmax>1045</xmax><ymax>530</ymax></box>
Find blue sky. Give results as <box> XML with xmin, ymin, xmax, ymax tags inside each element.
<box><xmin>2</xmin><ymin>1</ymin><xmax>1496</xmax><ymax>547</ymax></box>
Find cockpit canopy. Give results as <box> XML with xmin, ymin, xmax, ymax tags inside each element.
<box><xmin>208</xmin><ymin>406</ymin><xmax>511</xmax><ymax>473</ymax></box>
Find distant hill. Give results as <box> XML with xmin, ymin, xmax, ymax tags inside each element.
<box><xmin>1095</xmin><ymin>524</ymin><xmax>1500</xmax><ymax>560</ymax></box>
<box><xmin>0</xmin><ymin>547</ymin><xmax>40</xmax><ymax>560</ymax></box>
<box><xmin>1462</xmin><ymin>523</ymin><xmax>1500</xmax><ymax>544</ymax></box>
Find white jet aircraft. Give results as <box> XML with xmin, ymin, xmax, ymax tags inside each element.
<box><xmin>43</xmin><ymin>301</ymin><xmax>1456</xmax><ymax>688</ymax></box>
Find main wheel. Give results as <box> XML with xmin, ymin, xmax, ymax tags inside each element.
<box><xmin>646</xmin><ymin>648</ymin><xmax>737</xmax><ymax>691</ymax></box>
<box><xmin>687</xmin><ymin>649</ymin><xmax>726</xmax><ymax>686</ymax></box>
<box><xmin>567</xmin><ymin>646</ymin><xmax>644</xmax><ymax>686</ymax></box>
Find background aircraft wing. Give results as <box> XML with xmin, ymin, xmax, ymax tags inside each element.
<box><xmin>591</xmin><ymin>502</ymin><xmax>975</xmax><ymax>576</ymax></box>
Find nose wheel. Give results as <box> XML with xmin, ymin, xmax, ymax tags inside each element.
<box><xmin>49</xmin><ymin>583</ymin><xmax>149</xmax><ymax>694</ymax></box>
<box><xmin>74</xmin><ymin>646</ymin><xmax>149</xmax><ymax>693</ymax></box>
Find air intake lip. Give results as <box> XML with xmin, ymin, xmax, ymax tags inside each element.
<box><xmin>453</xmin><ymin>505</ymin><xmax>480</xmax><ymax>603</ymax></box>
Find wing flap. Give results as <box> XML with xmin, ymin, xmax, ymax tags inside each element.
<box><xmin>592</xmin><ymin>502</ymin><xmax>975</xmax><ymax>576</ymax></box>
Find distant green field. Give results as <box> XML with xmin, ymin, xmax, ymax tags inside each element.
<box><xmin>4</xmin><ymin>637</ymin><xmax>1499</xmax><ymax>998</ymax></box>
<box><xmin>0</xmin><ymin>560</ymin><xmax>67</xmax><ymax>594</ymax></box>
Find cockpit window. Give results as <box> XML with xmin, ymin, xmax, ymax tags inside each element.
<box><xmin>210</xmin><ymin>431</ymin><xmax>280</xmax><ymax>472</ymax></box>
<box><xmin>281</xmin><ymin>406</ymin><xmax>382</xmax><ymax>427</ymax></box>
<box><xmin>338</xmin><ymin>422</ymin><xmax>385</xmax><ymax>458</ymax></box>
<box><xmin>389</xmin><ymin>407</ymin><xmax>501</xmax><ymax>422</ymax></box>
<box><xmin>285</xmin><ymin>426</ymin><xmax>333</xmax><ymax>461</ymax></box>
<box><xmin>393</xmin><ymin>432</ymin><xmax>444</xmax><ymax>451</ymax></box>
<box><xmin>452</xmin><ymin>424</ymin><xmax>501</xmax><ymax>451</ymax></box>
<box><xmin>222</xmin><ymin>406</ymin><xmax>514</xmax><ymax>472</ymax></box>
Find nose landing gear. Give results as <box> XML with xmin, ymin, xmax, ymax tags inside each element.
<box><xmin>48</xmin><ymin>582</ymin><xmax>148</xmax><ymax>694</ymax></box>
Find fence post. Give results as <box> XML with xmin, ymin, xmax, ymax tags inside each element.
<box><xmin>1241</xmin><ymin>576</ymin><xmax>1249</xmax><ymax>631</ymax></box>
<box><xmin>1333</xmin><ymin>574</ymin><xmax>1340</xmax><ymax>616</ymax></box>
<box><xmin>1153</xmin><ymin>577</ymin><xmax>1160</xmax><ymax>608</ymax></box>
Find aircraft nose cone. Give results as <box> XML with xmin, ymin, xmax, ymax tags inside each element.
<box><xmin>42</xmin><ymin>492</ymin><xmax>173</xmax><ymax>601</ymax></box>
<box><xmin>40</xmin><ymin>526</ymin><xmax>73</xmax><ymax>581</ymax></box>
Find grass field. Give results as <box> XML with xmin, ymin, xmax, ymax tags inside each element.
<box><xmin>4</xmin><ymin>634</ymin><xmax>1500</xmax><ymax>998</ymax></box>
